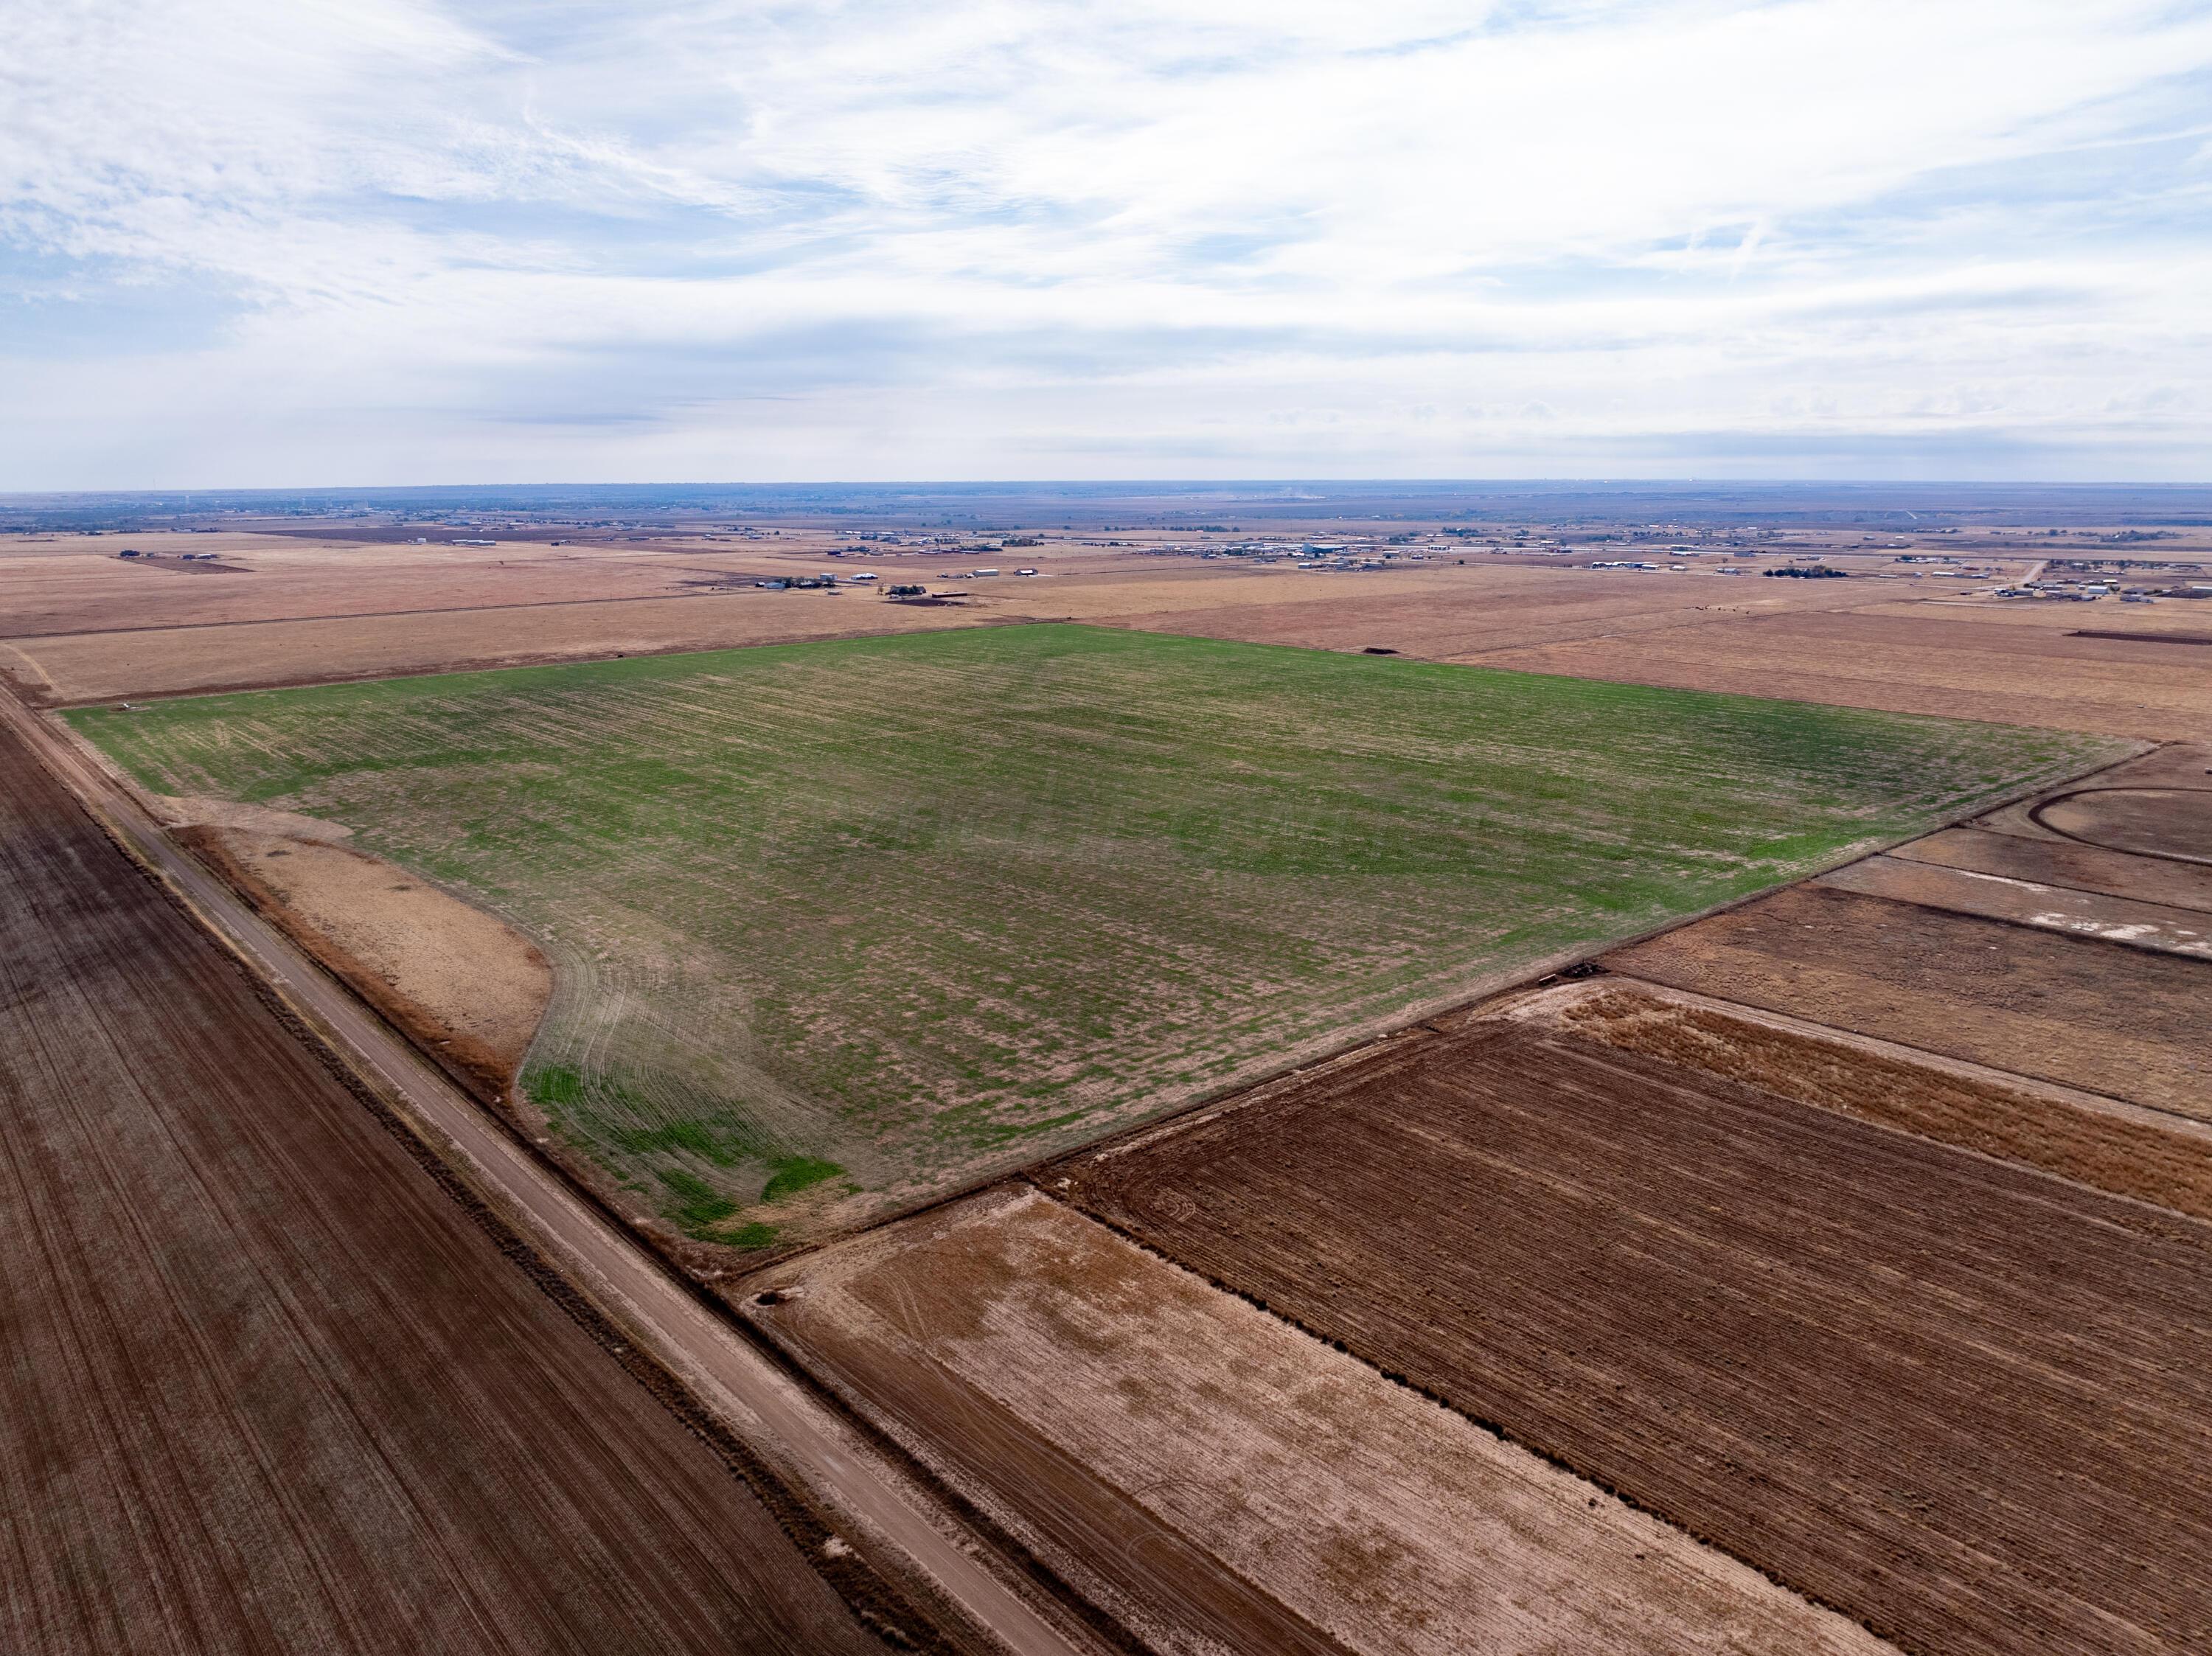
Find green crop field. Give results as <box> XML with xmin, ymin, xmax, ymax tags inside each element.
<box><xmin>70</xmin><ymin>623</ymin><xmax>2125</xmax><ymax>1248</ymax></box>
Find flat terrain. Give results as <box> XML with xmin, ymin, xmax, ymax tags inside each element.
<box><xmin>1512</xmin><ymin>980</ymin><xmax>2212</xmax><ymax>1225</ymax></box>
<box><xmin>1892</xmin><ymin>824</ymin><xmax>2212</xmax><ymax>912</ymax></box>
<box><xmin>0</xmin><ymin>721</ymin><xmax>884</xmax><ymax>1655</ymax></box>
<box><xmin>16</xmin><ymin>530</ymin><xmax>2211</xmax><ymax>743</ymax></box>
<box><xmin>748</xmin><ymin>1186</ymin><xmax>1893</xmax><ymax>1656</ymax></box>
<box><xmin>2038</xmin><ymin>782</ymin><xmax>2212</xmax><ymax>862</ymax></box>
<box><xmin>1057</xmin><ymin>1020</ymin><xmax>2212</xmax><ymax>1656</ymax></box>
<box><xmin>68</xmin><ymin>624</ymin><xmax>2117</xmax><ymax>1249</ymax></box>
<box><xmin>1470</xmin><ymin>605</ymin><xmax>2212</xmax><ymax>740</ymax></box>
<box><xmin>184</xmin><ymin>826</ymin><xmax>554</xmax><ymax>1099</ymax></box>
<box><xmin>1606</xmin><ymin>883</ymin><xmax>2211</xmax><ymax>1118</ymax></box>
<box><xmin>1815</xmin><ymin>852</ymin><xmax>2212</xmax><ymax>959</ymax></box>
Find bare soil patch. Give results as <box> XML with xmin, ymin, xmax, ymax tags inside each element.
<box><xmin>1816</xmin><ymin>853</ymin><xmax>2212</xmax><ymax>959</ymax></box>
<box><xmin>1892</xmin><ymin>824</ymin><xmax>2212</xmax><ymax>914</ymax></box>
<box><xmin>1056</xmin><ymin>1020</ymin><xmax>2212</xmax><ymax>1656</ymax></box>
<box><xmin>181</xmin><ymin>826</ymin><xmax>552</xmax><ymax>1102</ymax></box>
<box><xmin>1511</xmin><ymin>981</ymin><xmax>2212</xmax><ymax>1225</ymax></box>
<box><xmin>2036</xmin><ymin>786</ymin><xmax>2212</xmax><ymax>863</ymax></box>
<box><xmin>748</xmin><ymin>1186</ymin><xmax>1889</xmax><ymax>1656</ymax></box>
<box><xmin>0</xmin><ymin>720</ymin><xmax>886</xmax><ymax>1655</ymax></box>
<box><xmin>1604</xmin><ymin>883</ymin><xmax>2211</xmax><ymax>1117</ymax></box>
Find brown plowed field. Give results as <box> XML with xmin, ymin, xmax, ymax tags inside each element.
<box><xmin>1520</xmin><ymin>981</ymin><xmax>2212</xmax><ymax>1226</ymax></box>
<box><xmin>1815</xmin><ymin>853</ymin><xmax>2212</xmax><ymax>959</ymax></box>
<box><xmin>0</xmin><ymin>720</ymin><xmax>888</xmax><ymax>1655</ymax></box>
<box><xmin>1604</xmin><ymin>883</ymin><xmax>2211</xmax><ymax>1117</ymax></box>
<box><xmin>749</xmin><ymin>1186</ymin><xmax>1891</xmax><ymax>1656</ymax></box>
<box><xmin>1892</xmin><ymin>825</ymin><xmax>2212</xmax><ymax>913</ymax></box>
<box><xmin>1057</xmin><ymin>1021</ymin><xmax>2212</xmax><ymax>1656</ymax></box>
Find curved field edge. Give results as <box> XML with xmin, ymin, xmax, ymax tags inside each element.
<box><xmin>64</xmin><ymin>624</ymin><xmax>2131</xmax><ymax>1252</ymax></box>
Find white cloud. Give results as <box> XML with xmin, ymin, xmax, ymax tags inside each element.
<box><xmin>2</xmin><ymin>0</ymin><xmax>2210</xmax><ymax>484</ymax></box>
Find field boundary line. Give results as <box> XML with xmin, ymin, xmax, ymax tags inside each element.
<box><xmin>1491</xmin><ymin>978</ymin><xmax>2212</xmax><ymax>1227</ymax></box>
<box><xmin>23</xmin><ymin>611</ymin><xmax>1009</xmax><ymax>709</ymax></box>
<box><xmin>943</xmin><ymin>736</ymin><xmax>2160</xmax><ymax>1191</ymax></box>
<box><xmin>2</xmin><ymin>689</ymin><xmax>1112</xmax><ymax>1656</ymax></box>
<box><xmin>0</xmin><ymin>582</ymin><xmax>815</xmax><ymax>641</ymax></box>
<box><xmin>6</xmin><ymin>698</ymin><xmax>976</xmax><ymax>1656</ymax></box>
<box><xmin>1019</xmin><ymin>1166</ymin><xmax>1900</xmax><ymax>1652</ymax></box>
<box><xmin>1495</xmin><ymin>974</ymin><xmax>2212</xmax><ymax>1141</ymax></box>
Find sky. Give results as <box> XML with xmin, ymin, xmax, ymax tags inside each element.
<box><xmin>4</xmin><ymin>0</ymin><xmax>2211</xmax><ymax>488</ymax></box>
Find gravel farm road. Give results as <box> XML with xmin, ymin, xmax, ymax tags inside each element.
<box><xmin>1</xmin><ymin>690</ymin><xmax>1097</xmax><ymax>1656</ymax></box>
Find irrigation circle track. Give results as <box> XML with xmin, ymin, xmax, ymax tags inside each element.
<box><xmin>2031</xmin><ymin>786</ymin><xmax>2212</xmax><ymax>866</ymax></box>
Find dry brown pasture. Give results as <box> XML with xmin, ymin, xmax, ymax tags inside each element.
<box><xmin>746</xmin><ymin>1185</ymin><xmax>1891</xmax><ymax>1656</ymax></box>
<box><xmin>1469</xmin><ymin>604</ymin><xmax>2212</xmax><ymax>739</ymax></box>
<box><xmin>184</xmin><ymin>825</ymin><xmax>553</xmax><ymax>1101</ymax></box>
<box><xmin>0</xmin><ymin>534</ymin><xmax>757</xmax><ymax>634</ymax></box>
<box><xmin>1057</xmin><ymin>1020</ymin><xmax>2212</xmax><ymax>1656</ymax></box>
<box><xmin>4</xmin><ymin>588</ymin><xmax>999</xmax><ymax>701</ymax></box>
<box><xmin>1604</xmin><ymin>883</ymin><xmax>2211</xmax><ymax>1117</ymax></box>
<box><xmin>0</xmin><ymin>720</ymin><xmax>890</xmax><ymax>1656</ymax></box>
<box><xmin>21</xmin><ymin>524</ymin><xmax>2206</xmax><ymax>746</ymax></box>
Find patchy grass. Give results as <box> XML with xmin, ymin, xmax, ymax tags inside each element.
<box><xmin>71</xmin><ymin>624</ymin><xmax>2127</xmax><ymax>1245</ymax></box>
<box><xmin>763</xmin><ymin>1156</ymin><xmax>846</xmax><ymax>1203</ymax></box>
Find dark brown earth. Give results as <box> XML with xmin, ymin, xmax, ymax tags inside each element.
<box><xmin>1057</xmin><ymin>1020</ymin><xmax>2212</xmax><ymax>1656</ymax></box>
<box><xmin>0</xmin><ymin>720</ymin><xmax>888</xmax><ymax>1656</ymax></box>
<box><xmin>1540</xmin><ymin>983</ymin><xmax>2212</xmax><ymax>1226</ymax></box>
<box><xmin>1602</xmin><ymin>883</ymin><xmax>2211</xmax><ymax>1118</ymax></box>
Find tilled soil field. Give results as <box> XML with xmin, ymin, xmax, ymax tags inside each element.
<box><xmin>1604</xmin><ymin>883</ymin><xmax>2211</xmax><ymax>1117</ymax></box>
<box><xmin>1892</xmin><ymin>825</ymin><xmax>2212</xmax><ymax>914</ymax></box>
<box><xmin>1514</xmin><ymin>981</ymin><xmax>2212</xmax><ymax>1226</ymax></box>
<box><xmin>0</xmin><ymin>721</ymin><xmax>889</xmax><ymax>1655</ymax></box>
<box><xmin>1815</xmin><ymin>854</ymin><xmax>2212</xmax><ymax>959</ymax></box>
<box><xmin>1057</xmin><ymin>1021</ymin><xmax>2212</xmax><ymax>1656</ymax></box>
<box><xmin>747</xmin><ymin>1186</ymin><xmax>1890</xmax><ymax>1656</ymax></box>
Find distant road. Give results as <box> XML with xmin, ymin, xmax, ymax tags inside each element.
<box><xmin>1</xmin><ymin>692</ymin><xmax>1096</xmax><ymax>1656</ymax></box>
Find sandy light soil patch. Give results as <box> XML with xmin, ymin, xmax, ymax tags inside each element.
<box><xmin>180</xmin><ymin>826</ymin><xmax>552</xmax><ymax>1102</ymax></box>
<box><xmin>1057</xmin><ymin>1020</ymin><xmax>2212</xmax><ymax>1656</ymax></box>
<box><xmin>748</xmin><ymin>1186</ymin><xmax>1893</xmax><ymax>1656</ymax></box>
<box><xmin>1604</xmin><ymin>884</ymin><xmax>2211</xmax><ymax>1117</ymax></box>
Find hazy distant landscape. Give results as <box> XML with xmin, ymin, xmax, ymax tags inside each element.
<box><xmin>9</xmin><ymin>3</ymin><xmax>2212</xmax><ymax>1653</ymax></box>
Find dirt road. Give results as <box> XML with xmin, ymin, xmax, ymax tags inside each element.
<box><xmin>0</xmin><ymin>717</ymin><xmax>890</xmax><ymax>1655</ymax></box>
<box><xmin>1</xmin><ymin>692</ymin><xmax>1095</xmax><ymax>1656</ymax></box>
